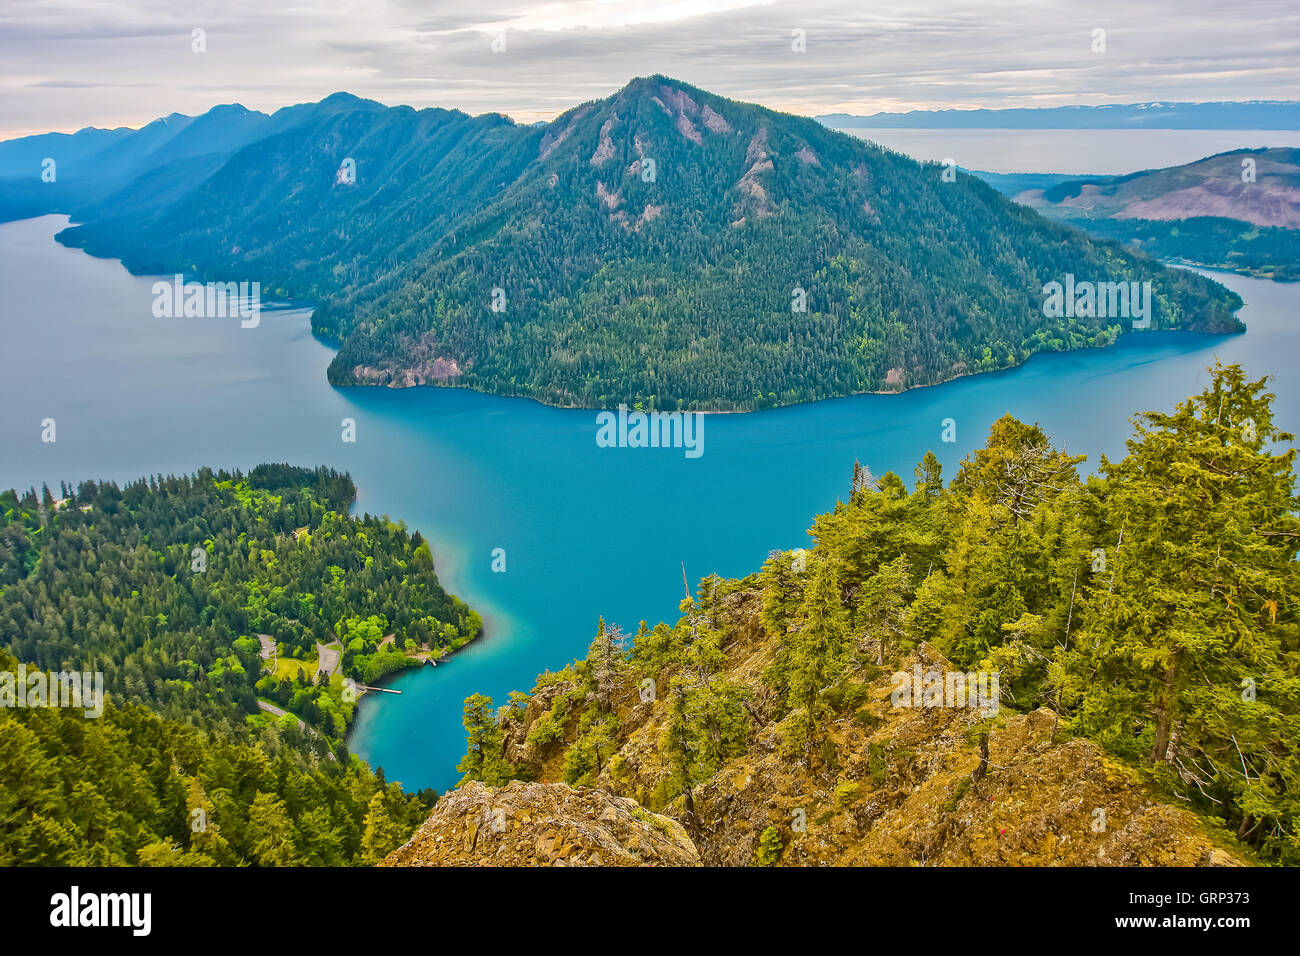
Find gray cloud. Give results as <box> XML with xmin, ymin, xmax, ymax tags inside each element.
<box><xmin>2</xmin><ymin>0</ymin><xmax>1297</xmax><ymax>138</ymax></box>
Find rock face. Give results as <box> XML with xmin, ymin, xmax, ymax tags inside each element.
<box><xmin>483</xmin><ymin>591</ymin><xmax>1250</xmax><ymax>868</ymax></box>
<box><xmin>391</xmin><ymin>583</ymin><xmax>1252</xmax><ymax>868</ymax></box>
<box><xmin>381</xmin><ymin>780</ymin><xmax>699</xmax><ymax>867</ymax></box>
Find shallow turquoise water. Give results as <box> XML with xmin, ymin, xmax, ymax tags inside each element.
<box><xmin>1</xmin><ymin>214</ymin><xmax>1296</xmax><ymax>793</ymax></box>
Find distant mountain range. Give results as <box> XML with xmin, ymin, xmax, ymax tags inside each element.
<box><xmin>0</xmin><ymin>78</ymin><xmax>1243</xmax><ymax>410</ymax></box>
<box><xmin>975</xmin><ymin>147</ymin><xmax>1300</xmax><ymax>279</ymax></box>
<box><xmin>819</xmin><ymin>101</ymin><xmax>1300</xmax><ymax>130</ymax></box>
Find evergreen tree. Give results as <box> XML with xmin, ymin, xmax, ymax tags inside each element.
<box><xmin>856</xmin><ymin>554</ymin><xmax>913</xmax><ymax>666</ymax></box>
<box><xmin>246</xmin><ymin>792</ymin><xmax>300</xmax><ymax>866</ymax></box>
<box><xmin>457</xmin><ymin>693</ymin><xmax>517</xmax><ymax>786</ymax></box>
<box><xmin>360</xmin><ymin>790</ymin><xmax>412</xmax><ymax>865</ymax></box>
<box><xmin>780</xmin><ymin>557</ymin><xmax>848</xmax><ymax>757</ymax></box>
<box><xmin>1062</xmin><ymin>363</ymin><xmax>1300</xmax><ymax>859</ymax></box>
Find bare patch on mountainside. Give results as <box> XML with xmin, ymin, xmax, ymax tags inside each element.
<box><xmin>1024</xmin><ymin>147</ymin><xmax>1300</xmax><ymax>229</ymax></box>
<box><xmin>635</xmin><ymin>204</ymin><xmax>662</xmax><ymax>230</ymax></box>
<box><xmin>701</xmin><ymin>103</ymin><xmax>733</xmax><ymax>134</ymax></box>
<box><xmin>1115</xmin><ymin>180</ymin><xmax>1300</xmax><ymax>229</ymax></box>
<box><xmin>795</xmin><ymin>146</ymin><xmax>820</xmax><ymax>166</ymax></box>
<box><xmin>734</xmin><ymin>127</ymin><xmax>777</xmax><ymax>219</ymax></box>
<box><xmin>590</xmin><ymin>116</ymin><xmax>619</xmax><ymax>166</ymax></box>
<box><xmin>596</xmin><ymin>181</ymin><xmax>621</xmax><ymax>209</ymax></box>
<box><xmin>351</xmin><ymin>332</ymin><xmax>465</xmax><ymax>387</ymax></box>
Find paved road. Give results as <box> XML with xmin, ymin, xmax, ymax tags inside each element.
<box><xmin>257</xmin><ymin>634</ymin><xmax>276</xmax><ymax>660</ymax></box>
<box><xmin>315</xmin><ymin>641</ymin><xmax>341</xmax><ymax>680</ymax></box>
<box><xmin>256</xmin><ymin>700</ymin><xmax>309</xmax><ymax>732</ymax></box>
<box><xmin>256</xmin><ymin>701</ymin><xmax>337</xmax><ymax>760</ymax></box>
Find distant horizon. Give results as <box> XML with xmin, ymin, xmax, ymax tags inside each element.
<box><xmin>6</xmin><ymin>86</ymin><xmax>1298</xmax><ymax>143</ymax></box>
<box><xmin>3</xmin><ymin>0</ymin><xmax>1297</xmax><ymax>141</ymax></box>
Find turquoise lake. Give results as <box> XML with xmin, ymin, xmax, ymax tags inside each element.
<box><xmin>1</xmin><ymin>212</ymin><xmax>1297</xmax><ymax>793</ymax></box>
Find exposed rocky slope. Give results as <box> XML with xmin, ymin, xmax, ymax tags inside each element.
<box><xmin>405</xmin><ymin>588</ymin><xmax>1247</xmax><ymax>867</ymax></box>
<box><xmin>1006</xmin><ymin>147</ymin><xmax>1300</xmax><ymax>279</ymax></box>
<box><xmin>381</xmin><ymin>780</ymin><xmax>698</xmax><ymax>866</ymax></box>
<box><xmin>1018</xmin><ymin>147</ymin><xmax>1300</xmax><ymax>229</ymax></box>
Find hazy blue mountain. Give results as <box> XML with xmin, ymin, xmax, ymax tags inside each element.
<box><xmin>0</xmin><ymin>110</ymin><xmax>216</xmax><ymax>219</ymax></box>
<box><xmin>1</xmin><ymin>78</ymin><xmax>1244</xmax><ymax>410</ymax></box>
<box><xmin>969</xmin><ymin>170</ymin><xmax>1079</xmax><ymax>196</ymax></box>
<box><xmin>820</xmin><ymin>101</ymin><xmax>1300</xmax><ymax>130</ymax></box>
<box><xmin>56</xmin><ymin>98</ymin><xmax>542</xmax><ymax>303</ymax></box>
<box><xmin>0</xmin><ymin>125</ymin><xmax>132</xmax><ymax>179</ymax></box>
<box><xmin>0</xmin><ymin>95</ymin><xmax>390</xmax><ymax>224</ymax></box>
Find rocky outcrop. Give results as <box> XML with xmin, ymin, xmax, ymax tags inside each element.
<box><xmin>684</xmin><ymin>701</ymin><xmax>1245</xmax><ymax>867</ymax></box>
<box><xmin>487</xmin><ymin>589</ymin><xmax>1250</xmax><ymax>868</ymax></box>
<box><xmin>381</xmin><ymin>780</ymin><xmax>699</xmax><ymax>867</ymax></box>
<box><xmin>590</xmin><ymin>116</ymin><xmax>619</xmax><ymax>166</ymax></box>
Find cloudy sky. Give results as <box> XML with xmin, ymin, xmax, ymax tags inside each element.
<box><xmin>2</xmin><ymin>0</ymin><xmax>1297</xmax><ymax>139</ymax></box>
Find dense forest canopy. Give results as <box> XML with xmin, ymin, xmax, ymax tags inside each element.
<box><xmin>461</xmin><ymin>363</ymin><xmax>1300</xmax><ymax>864</ymax></box>
<box><xmin>0</xmin><ymin>646</ymin><xmax>430</xmax><ymax>866</ymax></box>
<box><xmin>0</xmin><ymin>464</ymin><xmax>476</xmax><ymax>865</ymax></box>
<box><xmin>0</xmin><ymin>463</ymin><xmax>478</xmax><ymax>747</ymax></box>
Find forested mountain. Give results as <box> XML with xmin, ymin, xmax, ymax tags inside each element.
<box><xmin>52</xmin><ymin>95</ymin><xmax>541</xmax><ymax>304</ymax></box>
<box><xmin>0</xmin><ymin>464</ymin><xmax>478</xmax><ymax>747</ymax></box>
<box><xmin>318</xmin><ymin>78</ymin><xmax>1240</xmax><ymax>409</ymax></box>
<box><xmin>1005</xmin><ymin>147</ymin><xmax>1300</xmax><ymax>279</ymax></box>
<box><xmin>455</xmin><ymin>363</ymin><xmax>1299</xmax><ymax>865</ymax></box>
<box><xmin>0</xmin><ymin>109</ymin><xmax>241</xmax><ymax>220</ymax></box>
<box><xmin>1</xmin><ymin>78</ymin><xmax>1242</xmax><ymax>410</ymax></box>
<box><xmin>0</xmin><ymin>96</ymin><xmax>394</xmax><ymax>223</ymax></box>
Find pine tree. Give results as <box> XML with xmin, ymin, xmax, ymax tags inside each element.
<box><xmin>247</xmin><ymin>792</ymin><xmax>300</xmax><ymax>866</ymax></box>
<box><xmin>1063</xmin><ymin>363</ymin><xmax>1300</xmax><ymax>858</ymax></box>
<box><xmin>360</xmin><ymin>790</ymin><xmax>411</xmax><ymax>865</ymax></box>
<box><xmin>457</xmin><ymin>693</ymin><xmax>516</xmax><ymax>786</ymax></box>
<box><xmin>780</xmin><ymin>557</ymin><xmax>848</xmax><ymax>756</ymax></box>
<box><xmin>856</xmin><ymin>554</ymin><xmax>912</xmax><ymax>666</ymax></box>
<box><xmin>585</xmin><ymin>618</ymin><xmax>625</xmax><ymax>711</ymax></box>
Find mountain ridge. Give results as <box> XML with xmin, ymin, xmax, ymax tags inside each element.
<box><xmin>1</xmin><ymin>76</ymin><xmax>1245</xmax><ymax>410</ymax></box>
<box><xmin>820</xmin><ymin>100</ymin><xmax>1300</xmax><ymax>130</ymax></box>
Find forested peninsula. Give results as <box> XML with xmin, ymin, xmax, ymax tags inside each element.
<box><xmin>0</xmin><ymin>463</ymin><xmax>477</xmax><ymax>864</ymax></box>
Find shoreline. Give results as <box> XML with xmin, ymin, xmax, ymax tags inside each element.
<box><xmin>324</xmin><ymin>323</ymin><xmax>1244</xmax><ymax>415</ymax></box>
<box><xmin>25</xmin><ymin>212</ymin><xmax>1254</xmax><ymax>415</ymax></box>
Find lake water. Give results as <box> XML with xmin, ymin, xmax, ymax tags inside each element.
<box><xmin>837</xmin><ymin>128</ymin><xmax>1300</xmax><ymax>175</ymax></box>
<box><xmin>1</xmin><ymin>207</ymin><xmax>1297</xmax><ymax>794</ymax></box>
